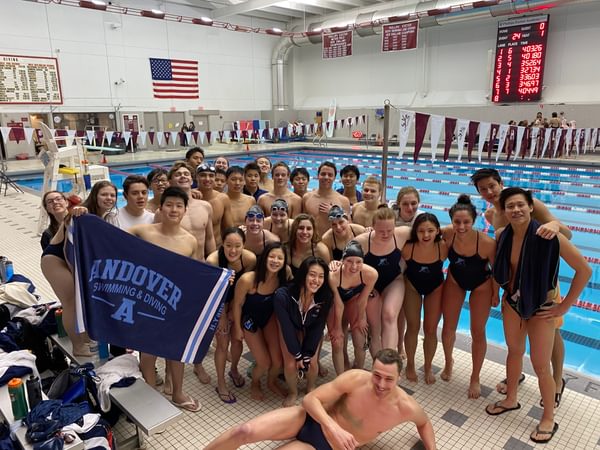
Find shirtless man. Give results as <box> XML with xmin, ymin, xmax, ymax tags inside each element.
<box><xmin>226</xmin><ymin>166</ymin><xmax>256</xmax><ymax>227</ymax></box>
<box><xmin>258</xmin><ymin>161</ymin><xmax>302</xmax><ymax>218</ymax></box>
<box><xmin>303</xmin><ymin>162</ymin><xmax>351</xmax><ymax>237</ymax></box>
<box><xmin>196</xmin><ymin>163</ymin><xmax>233</xmax><ymax>246</ymax></box>
<box><xmin>291</xmin><ymin>167</ymin><xmax>310</xmax><ymax>198</ymax></box>
<box><xmin>471</xmin><ymin>168</ymin><xmax>571</xmax><ymax>402</ymax></box>
<box><xmin>129</xmin><ymin>186</ymin><xmax>201</xmax><ymax>413</ymax></box>
<box><xmin>164</xmin><ymin>162</ymin><xmax>216</xmax><ymax>385</ymax></box>
<box><xmin>337</xmin><ymin>164</ymin><xmax>362</xmax><ymax>206</ymax></box>
<box><xmin>213</xmin><ymin>168</ymin><xmax>227</xmax><ymax>193</ymax></box>
<box><xmin>352</xmin><ymin>176</ymin><xmax>383</xmax><ymax>227</ymax></box>
<box><xmin>205</xmin><ymin>349</ymin><xmax>435</xmax><ymax>450</ymax></box>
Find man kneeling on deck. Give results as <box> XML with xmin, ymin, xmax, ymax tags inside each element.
<box><xmin>204</xmin><ymin>349</ymin><xmax>436</xmax><ymax>450</ymax></box>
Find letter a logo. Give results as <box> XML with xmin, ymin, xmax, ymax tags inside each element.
<box><xmin>111</xmin><ymin>297</ymin><xmax>136</xmax><ymax>324</ymax></box>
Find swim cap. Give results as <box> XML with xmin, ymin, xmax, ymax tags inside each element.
<box><xmin>342</xmin><ymin>240</ymin><xmax>364</xmax><ymax>259</ymax></box>
<box><xmin>271</xmin><ymin>198</ymin><xmax>289</xmax><ymax>211</ymax></box>
<box><xmin>328</xmin><ymin>205</ymin><xmax>347</xmax><ymax>221</ymax></box>
<box><xmin>196</xmin><ymin>163</ymin><xmax>216</xmax><ymax>174</ymax></box>
<box><xmin>246</xmin><ymin>205</ymin><xmax>264</xmax><ymax>217</ymax></box>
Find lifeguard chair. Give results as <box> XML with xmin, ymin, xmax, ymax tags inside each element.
<box><xmin>36</xmin><ymin>123</ymin><xmax>88</xmax><ymax>234</ymax></box>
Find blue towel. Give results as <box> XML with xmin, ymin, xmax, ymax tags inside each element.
<box><xmin>494</xmin><ymin>219</ymin><xmax>560</xmax><ymax>319</ymax></box>
<box><xmin>66</xmin><ymin>215</ymin><xmax>231</xmax><ymax>364</ymax></box>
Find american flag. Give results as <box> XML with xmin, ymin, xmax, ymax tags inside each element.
<box><xmin>149</xmin><ymin>58</ymin><xmax>198</xmax><ymax>99</ymax></box>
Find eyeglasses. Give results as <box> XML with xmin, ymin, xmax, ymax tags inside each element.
<box><xmin>246</xmin><ymin>212</ymin><xmax>264</xmax><ymax>220</ymax></box>
<box><xmin>45</xmin><ymin>197</ymin><xmax>65</xmax><ymax>205</ymax></box>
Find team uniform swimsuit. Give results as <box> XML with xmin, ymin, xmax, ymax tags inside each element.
<box><xmin>273</xmin><ymin>285</ymin><xmax>332</xmax><ymax>367</ymax></box>
<box><xmin>290</xmin><ymin>244</ymin><xmax>316</xmax><ymax>279</ymax></box>
<box><xmin>331</xmin><ymin>228</ymin><xmax>357</xmax><ymax>261</ymax></box>
<box><xmin>447</xmin><ymin>232</ymin><xmax>491</xmax><ymax>291</ymax></box>
<box><xmin>405</xmin><ymin>243</ymin><xmax>445</xmax><ymax>296</ymax></box>
<box><xmin>268</xmin><ymin>221</ymin><xmax>290</xmax><ymax>242</ymax></box>
<box><xmin>41</xmin><ymin>238</ymin><xmax>66</xmax><ymax>262</ymax></box>
<box><xmin>363</xmin><ymin>232</ymin><xmax>402</xmax><ymax>294</ymax></box>
<box><xmin>296</xmin><ymin>413</ymin><xmax>333</xmax><ymax>450</ymax></box>
<box><xmin>252</xmin><ymin>231</ymin><xmax>268</xmax><ymax>260</ymax></box>
<box><xmin>241</xmin><ymin>289</ymin><xmax>274</xmax><ymax>333</ymax></box>
<box><xmin>338</xmin><ymin>271</ymin><xmax>365</xmax><ymax>303</ymax></box>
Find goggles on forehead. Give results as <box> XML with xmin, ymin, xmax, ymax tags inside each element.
<box><xmin>271</xmin><ymin>206</ymin><xmax>288</xmax><ymax>212</ymax></box>
<box><xmin>246</xmin><ymin>212</ymin><xmax>264</xmax><ymax>220</ymax></box>
<box><xmin>329</xmin><ymin>213</ymin><xmax>347</xmax><ymax>221</ymax></box>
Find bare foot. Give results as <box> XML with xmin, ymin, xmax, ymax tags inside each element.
<box><xmin>194</xmin><ymin>366</ymin><xmax>211</xmax><ymax>384</ymax></box>
<box><xmin>250</xmin><ymin>382</ymin><xmax>264</xmax><ymax>401</ymax></box>
<box><xmin>268</xmin><ymin>380</ymin><xmax>288</xmax><ymax>398</ymax></box>
<box><xmin>72</xmin><ymin>344</ymin><xmax>94</xmax><ymax>357</ymax></box>
<box><xmin>424</xmin><ymin>370</ymin><xmax>436</xmax><ymax>385</ymax></box>
<box><xmin>282</xmin><ymin>394</ymin><xmax>297</xmax><ymax>407</ymax></box>
<box><xmin>441</xmin><ymin>359</ymin><xmax>453</xmax><ymax>382</ymax></box>
<box><xmin>468</xmin><ymin>380</ymin><xmax>481</xmax><ymax>399</ymax></box>
<box><xmin>405</xmin><ymin>365</ymin><xmax>418</xmax><ymax>383</ymax></box>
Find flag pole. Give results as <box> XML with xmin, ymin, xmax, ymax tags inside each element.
<box><xmin>381</xmin><ymin>103</ymin><xmax>390</xmax><ymax>204</ymax></box>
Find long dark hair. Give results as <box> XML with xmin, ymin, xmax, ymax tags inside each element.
<box><xmin>292</xmin><ymin>256</ymin><xmax>333</xmax><ymax>303</ymax></box>
<box><xmin>409</xmin><ymin>213</ymin><xmax>442</xmax><ymax>243</ymax></box>
<box><xmin>290</xmin><ymin>214</ymin><xmax>319</xmax><ymax>250</ymax></box>
<box><xmin>218</xmin><ymin>227</ymin><xmax>246</xmax><ymax>268</ymax></box>
<box><xmin>83</xmin><ymin>180</ymin><xmax>117</xmax><ymax>217</ymax></box>
<box><xmin>254</xmin><ymin>242</ymin><xmax>287</xmax><ymax>289</ymax></box>
<box><xmin>42</xmin><ymin>190</ymin><xmax>67</xmax><ymax>237</ymax></box>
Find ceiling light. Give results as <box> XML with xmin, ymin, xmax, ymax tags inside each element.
<box><xmin>192</xmin><ymin>17</ymin><xmax>213</xmax><ymax>26</ymax></box>
<box><xmin>79</xmin><ymin>0</ymin><xmax>107</xmax><ymax>10</ymax></box>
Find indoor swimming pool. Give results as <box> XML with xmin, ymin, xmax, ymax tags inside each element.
<box><xmin>17</xmin><ymin>149</ymin><xmax>600</xmax><ymax>378</ymax></box>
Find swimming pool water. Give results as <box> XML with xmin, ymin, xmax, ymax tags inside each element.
<box><xmin>18</xmin><ymin>149</ymin><xmax>600</xmax><ymax>377</ymax></box>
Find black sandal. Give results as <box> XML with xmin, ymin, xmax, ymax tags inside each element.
<box><xmin>540</xmin><ymin>378</ymin><xmax>566</xmax><ymax>408</ymax></box>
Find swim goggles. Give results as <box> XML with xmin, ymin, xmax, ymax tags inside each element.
<box><xmin>271</xmin><ymin>206</ymin><xmax>288</xmax><ymax>212</ymax></box>
<box><xmin>328</xmin><ymin>213</ymin><xmax>347</xmax><ymax>221</ymax></box>
<box><xmin>246</xmin><ymin>212</ymin><xmax>264</xmax><ymax>220</ymax></box>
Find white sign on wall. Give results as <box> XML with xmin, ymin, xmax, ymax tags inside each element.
<box><xmin>0</xmin><ymin>54</ymin><xmax>63</xmax><ymax>104</ymax></box>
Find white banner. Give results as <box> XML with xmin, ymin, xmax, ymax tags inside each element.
<box><xmin>552</xmin><ymin>128</ymin><xmax>563</xmax><ymax>158</ymax></box>
<box><xmin>455</xmin><ymin>119</ymin><xmax>469</xmax><ymax>162</ymax></box>
<box><xmin>540</xmin><ymin>128</ymin><xmax>552</xmax><ymax>158</ymax></box>
<box><xmin>122</xmin><ymin>131</ymin><xmax>131</xmax><ymax>147</ymax></box>
<box><xmin>0</xmin><ymin>127</ymin><xmax>10</xmax><ymax>145</ymax></box>
<box><xmin>529</xmin><ymin>127</ymin><xmax>539</xmax><ymax>158</ymax></box>
<box><xmin>86</xmin><ymin>130</ymin><xmax>95</xmax><ymax>145</ymax></box>
<box><xmin>398</xmin><ymin>110</ymin><xmax>415</xmax><ymax>159</ymax></box>
<box><xmin>278</xmin><ymin>127</ymin><xmax>284</xmax><ymax>139</ymax></box>
<box><xmin>429</xmin><ymin>115</ymin><xmax>444</xmax><ymax>162</ymax></box>
<box><xmin>574</xmin><ymin>128</ymin><xmax>581</xmax><ymax>155</ymax></box>
<box><xmin>24</xmin><ymin>127</ymin><xmax>35</xmax><ymax>144</ymax></box>
<box><xmin>584</xmin><ymin>128</ymin><xmax>592</xmax><ymax>153</ymax></box>
<box><xmin>513</xmin><ymin>126</ymin><xmax>526</xmax><ymax>160</ymax></box>
<box><xmin>591</xmin><ymin>128</ymin><xmax>598</xmax><ymax>151</ymax></box>
<box><xmin>138</xmin><ymin>131</ymin><xmax>147</xmax><ymax>147</ymax></box>
<box><xmin>198</xmin><ymin>131</ymin><xmax>205</xmax><ymax>144</ymax></box>
<box><xmin>564</xmin><ymin>129</ymin><xmax>573</xmax><ymax>156</ymax></box>
<box><xmin>105</xmin><ymin>131</ymin><xmax>114</xmax><ymax>146</ymax></box>
<box><xmin>477</xmin><ymin>122</ymin><xmax>491</xmax><ymax>163</ymax></box>
<box><xmin>185</xmin><ymin>131</ymin><xmax>192</xmax><ymax>145</ymax></box>
<box><xmin>156</xmin><ymin>132</ymin><xmax>164</xmax><ymax>146</ymax></box>
<box><xmin>66</xmin><ymin>129</ymin><xmax>77</xmax><ymax>145</ymax></box>
<box><xmin>495</xmin><ymin>124</ymin><xmax>509</xmax><ymax>162</ymax></box>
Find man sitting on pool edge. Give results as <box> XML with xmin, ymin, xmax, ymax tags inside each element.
<box><xmin>204</xmin><ymin>349</ymin><xmax>436</xmax><ymax>450</ymax></box>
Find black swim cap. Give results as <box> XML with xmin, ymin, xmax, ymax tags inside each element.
<box><xmin>342</xmin><ymin>240</ymin><xmax>364</xmax><ymax>259</ymax></box>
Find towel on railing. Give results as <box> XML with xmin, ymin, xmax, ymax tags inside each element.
<box><xmin>494</xmin><ymin>219</ymin><xmax>560</xmax><ymax>319</ymax></box>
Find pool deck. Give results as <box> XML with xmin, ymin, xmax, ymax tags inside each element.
<box><xmin>1</xmin><ymin>143</ymin><xmax>600</xmax><ymax>449</ymax></box>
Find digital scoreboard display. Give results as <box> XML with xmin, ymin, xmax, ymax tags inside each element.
<box><xmin>492</xmin><ymin>14</ymin><xmax>549</xmax><ymax>103</ymax></box>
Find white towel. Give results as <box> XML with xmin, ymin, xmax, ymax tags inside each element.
<box><xmin>0</xmin><ymin>350</ymin><xmax>39</xmax><ymax>379</ymax></box>
<box><xmin>94</xmin><ymin>354</ymin><xmax>142</xmax><ymax>412</ymax></box>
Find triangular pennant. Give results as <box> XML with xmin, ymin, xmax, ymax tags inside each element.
<box><xmin>164</xmin><ymin>131</ymin><xmax>172</xmax><ymax>145</ymax></box>
<box><xmin>443</xmin><ymin>117</ymin><xmax>457</xmax><ymax>161</ymax></box>
<box><xmin>278</xmin><ymin>127</ymin><xmax>284</xmax><ymax>138</ymax></box>
<box><xmin>477</xmin><ymin>122</ymin><xmax>490</xmax><ymax>163</ymax></box>
<box><xmin>86</xmin><ymin>130</ymin><xmax>95</xmax><ymax>144</ymax></box>
<box><xmin>413</xmin><ymin>112</ymin><xmax>430</xmax><ymax>162</ymax></box>
<box><xmin>505</xmin><ymin>126</ymin><xmax>516</xmax><ymax>160</ymax></box>
<box><xmin>557</xmin><ymin>128</ymin><xmax>567</xmax><ymax>158</ymax></box>
<box><xmin>540</xmin><ymin>128</ymin><xmax>552</xmax><ymax>158</ymax></box>
<box><xmin>529</xmin><ymin>127</ymin><xmax>539</xmax><ymax>158</ymax></box>
<box><xmin>96</xmin><ymin>130</ymin><xmax>105</xmax><ymax>146</ymax></box>
<box><xmin>513</xmin><ymin>126</ymin><xmax>526</xmax><ymax>160</ymax></box>
<box><xmin>348</xmin><ymin>117</ymin><xmax>353</xmax><ymax>127</ymax></box>
<box><xmin>191</xmin><ymin>131</ymin><xmax>198</xmax><ymax>144</ymax></box>
<box><xmin>185</xmin><ymin>131</ymin><xmax>192</xmax><ymax>145</ymax></box>
<box><xmin>552</xmin><ymin>128</ymin><xmax>563</xmax><ymax>158</ymax></box>
<box><xmin>429</xmin><ymin>115</ymin><xmax>444</xmax><ymax>162</ymax></box>
<box><xmin>148</xmin><ymin>131</ymin><xmax>155</xmax><ymax>144</ymax></box>
<box><xmin>122</xmin><ymin>131</ymin><xmax>131</xmax><ymax>146</ymax></box>
<box><xmin>156</xmin><ymin>132</ymin><xmax>164</xmax><ymax>146</ymax></box>
<box><xmin>519</xmin><ymin>127</ymin><xmax>530</xmax><ymax>159</ymax></box>
<box><xmin>487</xmin><ymin>124</ymin><xmax>499</xmax><ymax>160</ymax></box>
<box><xmin>398</xmin><ymin>110</ymin><xmax>415</xmax><ymax>159</ymax></box>
<box><xmin>564</xmin><ymin>129</ymin><xmax>573</xmax><ymax>156</ymax></box>
<box><xmin>105</xmin><ymin>131</ymin><xmax>114</xmax><ymax>146</ymax></box>
<box><xmin>455</xmin><ymin>119</ymin><xmax>469</xmax><ymax>162</ymax></box>
<box><xmin>66</xmin><ymin>129</ymin><xmax>77</xmax><ymax>145</ymax></box>
<box><xmin>138</xmin><ymin>131</ymin><xmax>147</xmax><ymax>146</ymax></box>
<box><xmin>584</xmin><ymin>128</ymin><xmax>592</xmax><ymax>153</ymax></box>
<box><xmin>467</xmin><ymin>121</ymin><xmax>479</xmax><ymax>162</ymax></box>
<box><xmin>222</xmin><ymin>130</ymin><xmax>230</xmax><ymax>142</ymax></box>
<box><xmin>206</xmin><ymin>131</ymin><xmax>212</xmax><ymax>144</ymax></box>
<box><xmin>495</xmin><ymin>124</ymin><xmax>509</xmax><ymax>162</ymax></box>
<box><xmin>197</xmin><ymin>131</ymin><xmax>205</xmax><ymax>144</ymax></box>
<box><xmin>24</xmin><ymin>127</ymin><xmax>35</xmax><ymax>145</ymax></box>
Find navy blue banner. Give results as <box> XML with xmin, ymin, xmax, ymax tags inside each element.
<box><xmin>66</xmin><ymin>215</ymin><xmax>231</xmax><ymax>364</ymax></box>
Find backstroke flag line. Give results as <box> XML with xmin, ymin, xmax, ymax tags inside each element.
<box><xmin>66</xmin><ymin>215</ymin><xmax>231</xmax><ymax>364</ymax></box>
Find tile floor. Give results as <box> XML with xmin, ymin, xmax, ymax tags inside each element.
<box><xmin>1</xmin><ymin>145</ymin><xmax>599</xmax><ymax>449</ymax></box>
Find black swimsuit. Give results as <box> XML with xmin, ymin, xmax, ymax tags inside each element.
<box><xmin>290</xmin><ymin>244</ymin><xmax>316</xmax><ymax>279</ymax></box>
<box><xmin>363</xmin><ymin>232</ymin><xmax>402</xmax><ymax>294</ymax></box>
<box><xmin>241</xmin><ymin>290</ymin><xmax>274</xmax><ymax>332</ymax></box>
<box><xmin>296</xmin><ymin>413</ymin><xmax>332</xmax><ymax>450</ymax></box>
<box><xmin>337</xmin><ymin>272</ymin><xmax>365</xmax><ymax>303</ymax></box>
<box><xmin>405</xmin><ymin>242</ymin><xmax>444</xmax><ymax>296</ymax></box>
<box><xmin>41</xmin><ymin>238</ymin><xmax>66</xmax><ymax>262</ymax></box>
<box><xmin>253</xmin><ymin>231</ymin><xmax>268</xmax><ymax>260</ymax></box>
<box><xmin>331</xmin><ymin>228</ymin><xmax>357</xmax><ymax>261</ymax></box>
<box><xmin>448</xmin><ymin>232</ymin><xmax>491</xmax><ymax>292</ymax></box>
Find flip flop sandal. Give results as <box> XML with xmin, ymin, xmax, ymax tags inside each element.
<box><xmin>496</xmin><ymin>373</ymin><xmax>525</xmax><ymax>394</ymax></box>
<box><xmin>228</xmin><ymin>370</ymin><xmax>246</xmax><ymax>388</ymax></box>
<box><xmin>485</xmin><ymin>401</ymin><xmax>521</xmax><ymax>416</ymax></box>
<box><xmin>216</xmin><ymin>387</ymin><xmax>237</xmax><ymax>404</ymax></box>
<box><xmin>540</xmin><ymin>378</ymin><xmax>566</xmax><ymax>408</ymax></box>
<box><xmin>530</xmin><ymin>422</ymin><xmax>558</xmax><ymax>444</ymax></box>
<box><xmin>172</xmin><ymin>397</ymin><xmax>202</xmax><ymax>413</ymax></box>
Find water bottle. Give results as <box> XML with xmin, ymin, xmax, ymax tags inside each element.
<box><xmin>98</xmin><ymin>342</ymin><xmax>110</xmax><ymax>359</ymax></box>
<box><xmin>26</xmin><ymin>376</ymin><xmax>42</xmax><ymax>409</ymax></box>
<box><xmin>55</xmin><ymin>309</ymin><xmax>67</xmax><ymax>338</ymax></box>
<box><xmin>0</xmin><ymin>257</ymin><xmax>6</xmax><ymax>283</ymax></box>
<box><xmin>8</xmin><ymin>378</ymin><xmax>28</xmax><ymax>420</ymax></box>
<box><xmin>5</xmin><ymin>261</ymin><xmax>13</xmax><ymax>282</ymax></box>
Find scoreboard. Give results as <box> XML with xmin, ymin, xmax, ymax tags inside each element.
<box><xmin>492</xmin><ymin>15</ymin><xmax>549</xmax><ymax>103</ymax></box>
